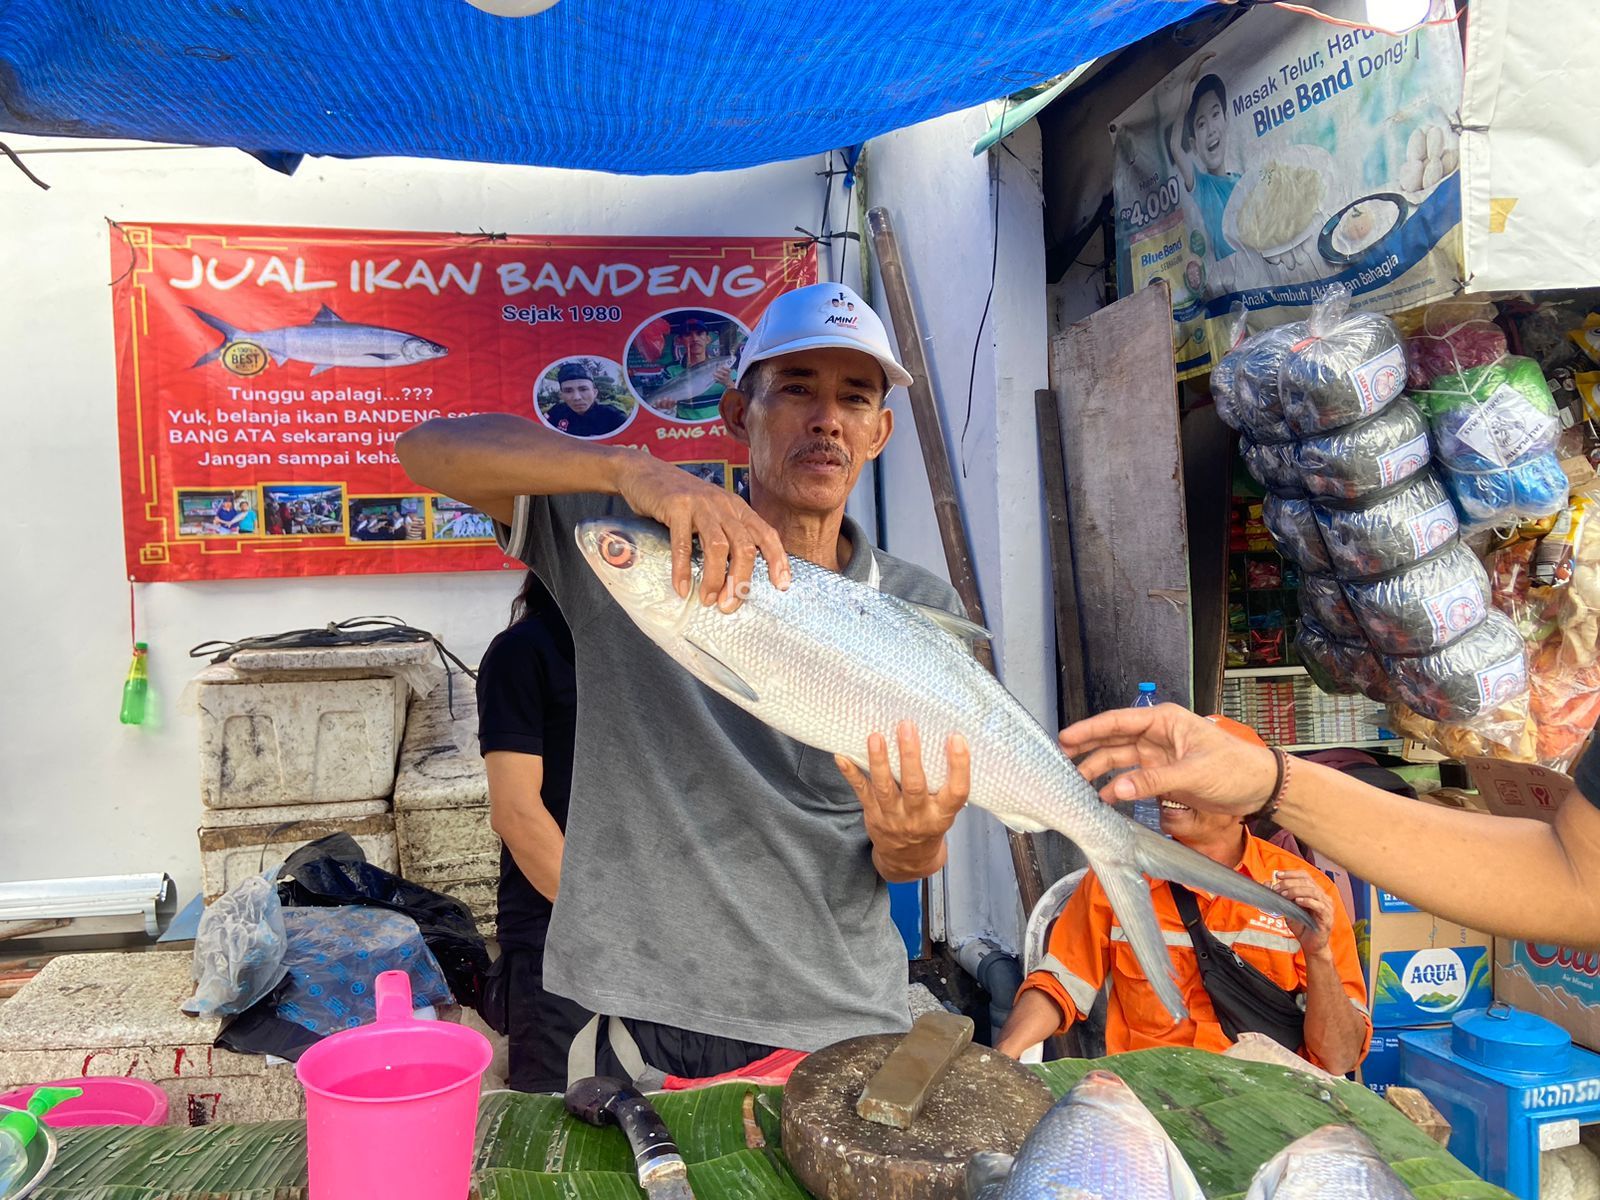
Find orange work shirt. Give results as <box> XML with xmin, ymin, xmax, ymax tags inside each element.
<box><xmin>1017</xmin><ymin>835</ymin><xmax>1372</xmax><ymax>1069</ymax></box>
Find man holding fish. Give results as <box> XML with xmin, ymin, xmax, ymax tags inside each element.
<box><xmin>399</xmin><ymin>283</ymin><xmax>976</xmax><ymax>1085</ymax></box>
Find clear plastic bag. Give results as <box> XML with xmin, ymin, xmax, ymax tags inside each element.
<box><xmin>1313</xmin><ymin>469</ymin><xmax>1460</xmax><ymax>579</ymax></box>
<box><xmin>1300</xmin><ymin>572</ymin><xmax>1365</xmax><ymax>641</ymax></box>
<box><xmin>1279</xmin><ymin>289</ymin><xmax>1408</xmax><ymax>436</ymax></box>
<box><xmin>1261</xmin><ymin>493</ymin><xmax>1331</xmax><ymax>571</ymax></box>
<box><xmin>1242</xmin><ymin>437</ymin><xmax>1307</xmax><ymax>497</ymax></box>
<box><xmin>1342</xmin><ymin>543</ymin><xmax>1492</xmax><ymax>657</ymax></box>
<box><xmin>1213</xmin><ymin>321</ymin><xmax>1307</xmax><ymax>445</ymax></box>
<box><xmin>1292</xmin><ymin>398</ymin><xmax>1432</xmax><ymax>500</ymax></box>
<box><xmin>1296</xmin><ymin>617</ymin><xmax>1397</xmax><ymax>702</ymax></box>
<box><xmin>182</xmin><ymin>871</ymin><xmax>289</xmax><ymax>1018</ymax></box>
<box><xmin>1385</xmin><ymin>609</ymin><xmax>1529</xmax><ymax>723</ymax></box>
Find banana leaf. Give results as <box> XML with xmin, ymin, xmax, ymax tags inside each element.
<box><xmin>41</xmin><ymin>1052</ymin><xmax>1511</xmax><ymax>1200</ymax></box>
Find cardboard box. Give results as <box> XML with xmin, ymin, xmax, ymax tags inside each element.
<box><xmin>1354</xmin><ymin>883</ymin><xmax>1492</xmax><ymax>1027</ymax></box>
<box><xmin>1357</xmin><ymin>1028</ymin><xmax>1411</xmax><ymax>1095</ymax></box>
<box><xmin>1462</xmin><ymin>758</ymin><xmax>1578</xmax><ymax>823</ymax></box>
<box><xmin>1495</xmin><ymin>937</ymin><xmax>1600</xmax><ymax>1052</ymax></box>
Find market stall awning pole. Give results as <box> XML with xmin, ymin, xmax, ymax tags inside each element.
<box><xmin>866</xmin><ymin>205</ymin><xmax>1049</xmax><ymax>918</ymax></box>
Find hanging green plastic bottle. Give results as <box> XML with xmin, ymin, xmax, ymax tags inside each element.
<box><xmin>120</xmin><ymin>642</ymin><xmax>150</xmax><ymax>725</ymax></box>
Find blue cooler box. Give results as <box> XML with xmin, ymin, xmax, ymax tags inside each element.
<box><xmin>1401</xmin><ymin>1006</ymin><xmax>1600</xmax><ymax>1199</ymax></box>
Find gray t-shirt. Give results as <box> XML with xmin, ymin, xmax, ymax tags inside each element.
<box><xmin>496</xmin><ymin>491</ymin><xmax>965</xmax><ymax>1050</ymax></box>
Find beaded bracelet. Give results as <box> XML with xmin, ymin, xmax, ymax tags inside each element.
<box><xmin>1251</xmin><ymin>747</ymin><xmax>1291</xmax><ymax>823</ymax></box>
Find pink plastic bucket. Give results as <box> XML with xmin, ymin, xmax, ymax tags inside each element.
<box><xmin>295</xmin><ymin>970</ymin><xmax>491</xmax><ymax>1200</ymax></box>
<box><xmin>0</xmin><ymin>1077</ymin><xmax>168</xmax><ymax>1126</ymax></box>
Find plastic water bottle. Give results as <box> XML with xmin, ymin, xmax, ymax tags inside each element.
<box><xmin>1130</xmin><ymin>682</ymin><xmax>1163</xmax><ymax>832</ymax></box>
<box><xmin>119</xmin><ymin>642</ymin><xmax>150</xmax><ymax>726</ymax></box>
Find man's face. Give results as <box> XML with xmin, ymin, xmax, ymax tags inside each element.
<box><xmin>680</xmin><ymin>328</ymin><xmax>711</xmax><ymax>363</ymax></box>
<box><xmin>1193</xmin><ymin>94</ymin><xmax>1227</xmax><ymax>173</ymax></box>
<box><xmin>723</xmin><ymin>347</ymin><xmax>893</xmax><ymax>516</ymax></box>
<box><xmin>560</xmin><ymin>377</ymin><xmax>597</xmax><ymax>412</ymax></box>
<box><xmin>1158</xmin><ymin>796</ymin><xmax>1245</xmax><ymax>847</ymax></box>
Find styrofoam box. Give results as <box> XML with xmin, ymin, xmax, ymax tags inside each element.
<box><xmin>395</xmin><ymin>808</ymin><xmax>500</xmax><ymax>884</ymax></box>
<box><xmin>196</xmin><ymin>673</ymin><xmax>407</xmax><ymax>809</ymax></box>
<box><xmin>393</xmin><ymin>684</ymin><xmax>489</xmax><ymax>813</ymax></box>
<box><xmin>199</xmin><ymin>807</ymin><xmax>397</xmax><ymax>902</ymax></box>
<box><xmin>0</xmin><ymin>951</ymin><xmax>303</xmax><ymax>1125</ymax></box>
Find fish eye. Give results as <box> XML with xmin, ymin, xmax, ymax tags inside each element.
<box><xmin>599</xmin><ymin>531</ymin><xmax>635</xmax><ymax>569</ymax></box>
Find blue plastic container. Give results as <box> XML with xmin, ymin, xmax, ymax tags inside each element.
<box><xmin>1401</xmin><ymin>1006</ymin><xmax>1600</xmax><ymax>1199</ymax></box>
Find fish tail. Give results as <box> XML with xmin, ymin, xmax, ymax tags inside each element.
<box><xmin>1094</xmin><ymin>857</ymin><xmax>1191</xmax><ymax>1024</ymax></box>
<box><xmin>1129</xmin><ymin>823</ymin><xmax>1313</xmax><ymax>930</ymax></box>
<box><xmin>963</xmin><ymin>1152</ymin><xmax>1014</xmax><ymax>1200</ymax></box>
<box><xmin>187</xmin><ymin>307</ymin><xmax>245</xmax><ymax>367</ymax></box>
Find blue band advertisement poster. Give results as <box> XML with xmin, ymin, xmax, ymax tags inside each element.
<box><xmin>112</xmin><ymin>224</ymin><xmax>816</xmax><ymax>581</ymax></box>
<box><xmin>1110</xmin><ymin>0</ymin><xmax>1464</xmax><ymax>379</ymax></box>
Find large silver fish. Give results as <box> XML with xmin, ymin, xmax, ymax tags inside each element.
<box><xmin>643</xmin><ymin>356</ymin><xmax>734</xmax><ymax>412</ymax></box>
<box><xmin>189</xmin><ymin>305</ymin><xmax>447</xmax><ymax>376</ymax></box>
<box><xmin>1244</xmin><ymin>1125</ymin><xmax>1415</xmax><ymax>1199</ymax></box>
<box><xmin>966</xmin><ymin>1071</ymin><xmax>1204</xmax><ymax>1200</ymax></box>
<box><xmin>575</xmin><ymin>516</ymin><xmax>1311</xmax><ymax>1021</ymax></box>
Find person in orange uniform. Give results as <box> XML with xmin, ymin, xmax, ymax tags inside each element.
<box><xmin>995</xmin><ymin>717</ymin><xmax>1371</xmax><ymax>1075</ymax></box>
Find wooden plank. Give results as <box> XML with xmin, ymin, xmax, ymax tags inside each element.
<box><xmin>1049</xmin><ymin>282</ymin><xmax>1193</xmax><ymax>713</ymax></box>
<box><xmin>868</xmin><ymin>205</ymin><xmax>1047</xmax><ymax>918</ymax></box>
<box><xmin>1034</xmin><ymin>389</ymin><xmax>1090</xmax><ymax>729</ymax></box>
<box><xmin>1181</xmin><ymin>401</ymin><xmax>1235</xmax><ymax>716</ymax></box>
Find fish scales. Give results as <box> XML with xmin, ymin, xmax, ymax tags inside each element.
<box><xmin>1243</xmin><ymin>1125</ymin><xmax>1416</xmax><ymax>1199</ymax></box>
<box><xmin>577</xmin><ymin>516</ymin><xmax>1314</xmax><ymax>1022</ymax></box>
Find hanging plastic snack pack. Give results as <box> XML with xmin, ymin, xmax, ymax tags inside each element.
<box><xmin>1213</xmin><ymin>320</ymin><xmax>1307</xmax><ymax>446</ymax></box>
<box><xmin>1299</xmin><ymin>572</ymin><xmax>1365</xmax><ymax>641</ymax></box>
<box><xmin>1406</xmin><ymin>298</ymin><xmax>1509</xmax><ymax>390</ymax></box>
<box><xmin>1278</xmin><ymin>289</ymin><xmax>1408</xmax><ymax>436</ymax></box>
<box><xmin>1385</xmin><ymin>608</ymin><xmax>1528</xmax><ymax>723</ymax></box>
<box><xmin>1413</xmin><ymin>356</ymin><xmax>1568</xmax><ymax>528</ymax></box>
<box><xmin>1313</xmin><ymin>469</ymin><xmax>1460</xmax><ymax>579</ymax></box>
<box><xmin>1568</xmin><ymin>313</ymin><xmax>1600</xmax><ymax>366</ymax></box>
<box><xmin>1342</xmin><ymin>542</ymin><xmax>1492</xmax><ymax>656</ymax></box>
<box><xmin>1261</xmin><ymin>493</ymin><xmax>1331</xmax><ymax>571</ymax></box>
<box><xmin>1293</xmin><ymin>399</ymin><xmax>1432</xmax><ymax>500</ymax></box>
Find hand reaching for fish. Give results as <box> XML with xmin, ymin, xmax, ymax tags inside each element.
<box><xmin>836</xmin><ymin>721</ymin><xmax>971</xmax><ymax>882</ymax></box>
<box><xmin>1060</xmin><ymin>703</ymin><xmax>1277</xmax><ymax>816</ymax></box>
<box><xmin>612</xmin><ymin>455</ymin><xmax>791</xmax><ymax>611</ymax></box>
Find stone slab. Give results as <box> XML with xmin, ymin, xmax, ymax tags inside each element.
<box><xmin>196</xmin><ymin>675</ymin><xmax>406</xmax><ymax>809</ymax></box>
<box><xmin>393</xmin><ymin>684</ymin><xmax>489</xmax><ymax>812</ymax></box>
<box><xmin>199</xmin><ymin>798</ymin><xmax>391</xmax><ymax>830</ymax></box>
<box><xmin>227</xmin><ymin>642</ymin><xmax>435</xmax><ymax>673</ymax></box>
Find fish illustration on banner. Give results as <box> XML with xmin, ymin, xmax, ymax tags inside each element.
<box><xmin>112</xmin><ymin>225</ymin><xmax>817</xmax><ymax>582</ymax></box>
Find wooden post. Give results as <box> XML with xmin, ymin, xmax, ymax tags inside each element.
<box><xmin>1034</xmin><ymin>388</ymin><xmax>1090</xmax><ymax>730</ymax></box>
<box><xmin>866</xmin><ymin>205</ymin><xmax>1047</xmax><ymax>918</ymax></box>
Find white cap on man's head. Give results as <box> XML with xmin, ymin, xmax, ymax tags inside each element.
<box><xmin>734</xmin><ymin>282</ymin><xmax>914</xmax><ymax>391</ymax></box>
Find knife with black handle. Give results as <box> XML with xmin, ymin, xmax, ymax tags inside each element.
<box><xmin>565</xmin><ymin>1075</ymin><xmax>695</xmax><ymax>1200</ymax></box>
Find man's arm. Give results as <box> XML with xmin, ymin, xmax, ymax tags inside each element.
<box><xmin>397</xmin><ymin>413</ymin><xmax>789</xmax><ymax>609</ymax></box>
<box><xmin>485</xmin><ymin>751</ymin><xmax>565</xmax><ymax>902</ymax></box>
<box><xmin>1273</xmin><ymin>869</ymin><xmax>1367</xmax><ymax>1075</ymax></box>
<box><xmin>1062</xmin><ymin>704</ymin><xmax>1600</xmax><ymax>950</ymax></box>
<box><xmin>995</xmin><ymin>877</ymin><xmax>1112</xmax><ymax>1058</ymax></box>
<box><xmin>995</xmin><ymin>989</ymin><xmax>1068</xmax><ymax>1058</ymax></box>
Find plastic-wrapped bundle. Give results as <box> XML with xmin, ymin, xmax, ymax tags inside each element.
<box><xmin>1242</xmin><ymin>438</ymin><xmax>1306</xmax><ymax>497</ymax></box>
<box><xmin>1406</xmin><ymin>299</ymin><xmax>1508</xmax><ymax>390</ymax></box>
<box><xmin>1293</xmin><ymin>399</ymin><xmax>1431</xmax><ymax>500</ymax></box>
<box><xmin>1213</xmin><ymin>321</ymin><xmax>1306</xmax><ymax>445</ymax></box>
<box><xmin>1386</xmin><ymin>609</ymin><xmax>1528</xmax><ymax>722</ymax></box>
<box><xmin>1301</xmin><ymin>572</ymin><xmax>1364</xmax><ymax>641</ymax></box>
<box><xmin>1280</xmin><ymin>311</ymin><xmax>1408</xmax><ymax>435</ymax></box>
<box><xmin>1313</xmin><ymin>470</ymin><xmax>1460</xmax><ymax>579</ymax></box>
<box><xmin>1342</xmin><ymin>542</ymin><xmax>1492</xmax><ymax>656</ymax></box>
<box><xmin>1261</xmin><ymin>493</ymin><xmax>1331</xmax><ymax>571</ymax></box>
<box><xmin>1297</xmin><ymin>617</ymin><xmax>1398</xmax><ymax>702</ymax></box>
<box><xmin>1414</xmin><ymin>356</ymin><xmax>1567</xmax><ymax>527</ymax></box>
<box><xmin>1440</xmin><ymin>452</ymin><xmax>1570</xmax><ymax>528</ymax></box>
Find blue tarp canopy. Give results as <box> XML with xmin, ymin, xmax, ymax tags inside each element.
<box><xmin>0</xmin><ymin>0</ymin><xmax>1208</xmax><ymax>174</ymax></box>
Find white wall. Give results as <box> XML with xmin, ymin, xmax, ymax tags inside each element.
<box><xmin>866</xmin><ymin>110</ymin><xmax>1054</xmax><ymax>951</ymax></box>
<box><xmin>0</xmin><ymin>139</ymin><xmax>857</xmax><ymax>905</ymax></box>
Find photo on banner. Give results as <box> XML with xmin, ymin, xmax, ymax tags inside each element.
<box><xmin>1111</xmin><ymin>0</ymin><xmax>1464</xmax><ymax>378</ymax></box>
<box><xmin>112</xmin><ymin>226</ymin><xmax>817</xmax><ymax>581</ymax></box>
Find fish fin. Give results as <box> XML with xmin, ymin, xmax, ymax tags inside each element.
<box><xmin>309</xmin><ymin>362</ymin><xmax>333</xmax><ymax>376</ymax></box>
<box><xmin>1094</xmin><ymin>858</ymin><xmax>1190</xmax><ymax>1023</ymax></box>
<box><xmin>904</xmin><ymin>601</ymin><xmax>991</xmax><ymax>645</ymax></box>
<box><xmin>684</xmin><ymin>636</ymin><xmax>760</xmax><ymax>703</ymax></box>
<box><xmin>312</xmin><ymin>304</ymin><xmax>345</xmax><ymax>324</ymax></box>
<box><xmin>963</xmin><ymin>1151</ymin><xmax>1014</xmax><ymax>1200</ymax></box>
<box><xmin>366</xmin><ymin>352</ymin><xmax>400</xmax><ymax>360</ymax></box>
<box><xmin>187</xmin><ymin>307</ymin><xmax>245</xmax><ymax>366</ymax></box>
<box><xmin>1162</xmin><ymin>1133</ymin><xmax>1207</xmax><ymax>1200</ymax></box>
<box><xmin>1242</xmin><ymin>1149</ymin><xmax>1288</xmax><ymax>1200</ymax></box>
<box><xmin>989</xmin><ymin>810</ymin><xmax>1050</xmax><ymax>834</ymax></box>
<box><xmin>1129</xmin><ymin>823</ymin><xmax>1313</xmax><ymax>929</ymax></box>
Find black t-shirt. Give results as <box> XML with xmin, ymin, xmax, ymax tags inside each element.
<box><xmin>544</xmin><ymin>402</ymin><xmax>625</xmax><ymax>438</ymax></box>
<box><xmin>476</xmin><ymin>611</ymin><xmax>577</xmax><ymax>951</ymax></box>
<box><xmin>1576</xmin><ymin>740</ymin><xmax>1600</xmax><ymax>809</ymax></box>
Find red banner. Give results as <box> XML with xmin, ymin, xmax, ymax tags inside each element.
<box><xmin>113</xmin><ymin>224</ymin><xmax>817</xmax><ymax>581</ymax></box>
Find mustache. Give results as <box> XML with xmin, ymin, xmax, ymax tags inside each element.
<box><xmin>789</xmin><ymin>439</ymin><xmax>851</xmax><ymax>468</ymax></box>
